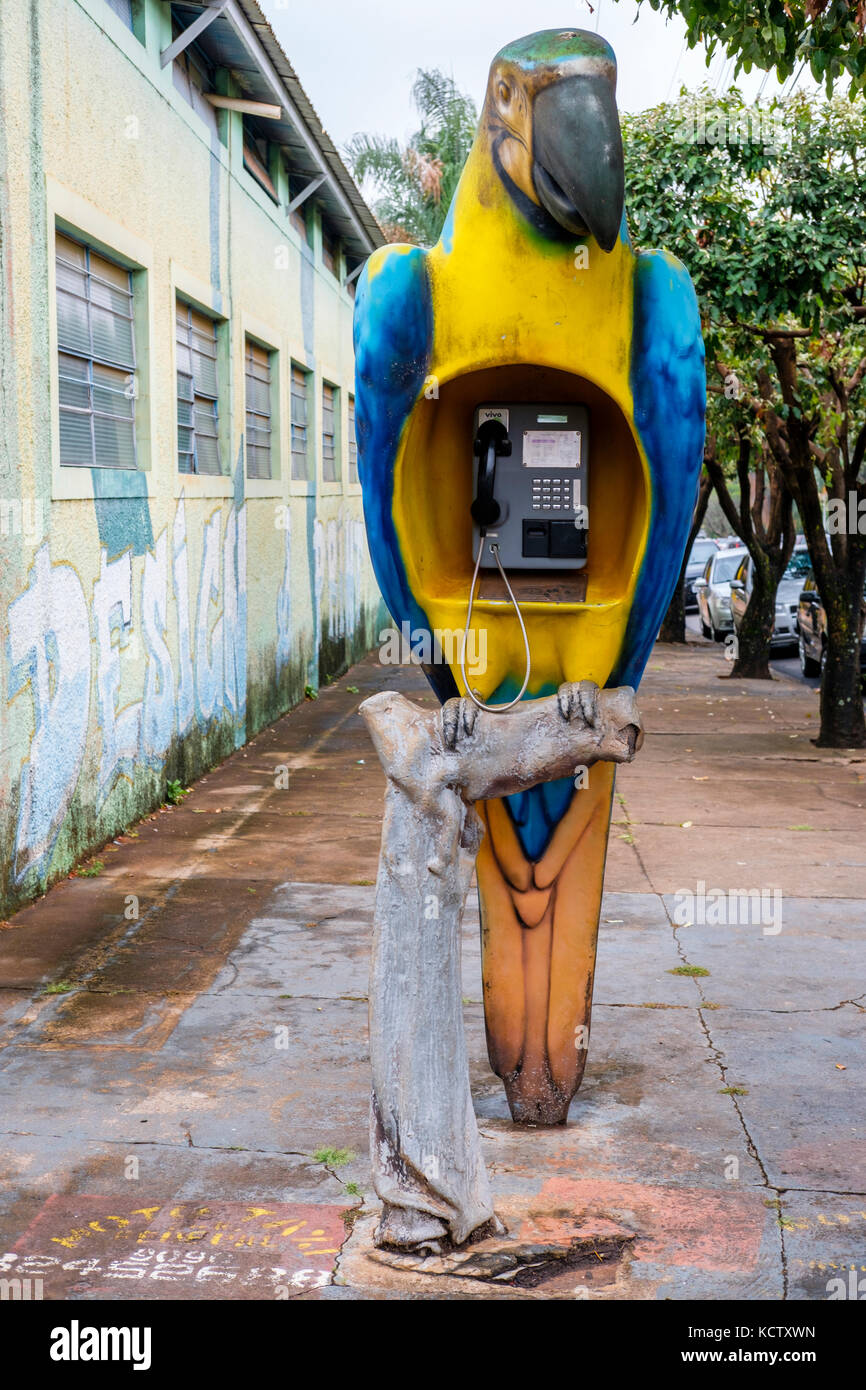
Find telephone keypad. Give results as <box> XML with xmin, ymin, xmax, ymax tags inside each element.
<box><xmin>532</xmin><ymin>474</ymin><xmax>572</xmax><ymax>513</ymax></box>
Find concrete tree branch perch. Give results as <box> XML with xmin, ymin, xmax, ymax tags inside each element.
<box><xmin>360</xmin><ymin>679</ymin><xmax>643</xmax><ymax>1252</ymax></box>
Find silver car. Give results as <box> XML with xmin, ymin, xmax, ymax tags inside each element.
<box><xmin>694</xmin><ymin>547</ymin><xmax>747</xmax><ymax>640</ymax></box>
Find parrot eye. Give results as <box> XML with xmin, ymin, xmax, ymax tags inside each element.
<box><xmin>497</xmin><ymin>79</ymin><xmax>511</xmax><ymax>107</ymax></box>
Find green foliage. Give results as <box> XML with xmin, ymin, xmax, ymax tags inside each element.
<box><xmin>627</xmin><ymin>1</ymin><xmax>866</xmax><ymax>95</ymax></box>
<box><xmin>345</xmin><ymin>69</ymin><xmax>477</xmax><ymax>245</ymax></box>
<box><xmin>623</xmin><ymin>87</ymin><xmax>866</xmax><ymax>341</ymax></box>
<box><xmin>312</xmin><ymin>1146</ymin><xmax>356</xmax><ymax>1168</ymax></box>
<box><xmin>165</xmin><ymin>779</ymin><xmax>190</xmax><ymax>805</ymax></box>
<box><xmin>622</xmin><ymin>87</ymin><xmax>866</xmax><ymax>472</ymax></box>
<box><xmin>73</xmin><ymin>861</ymin><xmax>104</xmax><ymax>877</ymax></box>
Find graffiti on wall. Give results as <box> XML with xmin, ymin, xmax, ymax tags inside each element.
<box><xmin>4</xmin><ymin>502</ymin><xmax>372</xmax><ymax>890</ymax></box>
<box><xmin>313</xmin><ymin>517</ymin><xmax>367</xmax><ymax>647</ymax></box>
<box><xmin>5</xmin><ymin>496</ymin><xmax>247</xmax><ymax>886</ymax></box>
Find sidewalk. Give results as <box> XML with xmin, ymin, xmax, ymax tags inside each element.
<box><xmin>0</xmin><ymin>637</ymin><xmax>863</xmax><ymax>1300</ymax></box>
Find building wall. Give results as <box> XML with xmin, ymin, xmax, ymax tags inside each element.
<box><xmin>0</xmin><ymin>0</ymin><xmax>381</xmax><ymax>915</ymax></box>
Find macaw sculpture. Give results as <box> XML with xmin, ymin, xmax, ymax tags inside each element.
<box><xmin>354</xmin><ymin>28</ymin><xmax>705</xmax><ymax>1125</ymax></box>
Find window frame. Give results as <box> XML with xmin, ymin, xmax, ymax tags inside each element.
<box><xmin>290</xmin><ymin>362</ymin><xmax>313</xmax><ymax>487</ymax></box>
<box><xmin>169</xmin><ymin>14</ymin><xmax>224</xmax><ymax>143</ymax></box>
<box><xmin>170</xmin><ymin>262</ymin><xmax>232</xmax><ymax>500</ymax></box>
<box><xmin>242</xmin><ymin>115</ymin><xmax>279</xmax><ymax>203</ymax></box>
<box><xmin>55</xmin><ymin>230</ymin><xmax>139</xmax><ymax>473</ymax></box>
<box><xmin>347</xmin><ymin>393</ymin><xmax>359</xmax><ymax>488</ymax></box>
<box><xmin>48</xmin><ymin>183</ymin><xmax>155</xmax><ymax>503</ymax></box>
<box><xmin>321</xmin><ymin>221</ymin><xmax>340</xmax><ymax>279</ymax></box>
<box><xmin>321</xmin><ymin>379</ymin><xmax>340</xmax><ymax>487</ymax></box>
<box><xmin>243</xmin><ymin>331</ymin><xmax>281</xmax><ymax>488</ymax></box>
<box><xmin>176</xmin><ymin>298</ymin><xmax>224</xmax><ymax>478</ymax></box>
<box><xmin>287</xmin><ymin>175</ymin><xmax>313</xmax><ymax>248</ymax></box>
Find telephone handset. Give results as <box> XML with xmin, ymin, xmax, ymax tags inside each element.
<box><xmin>461</xmin><ymin>402</ymin><xmax>589</xmax><ymax>713</ymax></box>
<box><xmin>470</xmin><ymin>403</ymin><xmax>589</xmax><ymax>570</ymax></box>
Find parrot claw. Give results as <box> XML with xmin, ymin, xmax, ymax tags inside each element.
<box><xmin>578</xmin><ymin>680</ymin><xmax>600</xmax><ymax>728</ymax></box>
<box><xmin>461</xmin><ymin>698</ymin><xmax>478</xmax><ymax>739</ymax></box>
<box><xmin>441</xmin><ymin>697</ymin><xmax>477</xmax><ymax>750</ymax></box>
<box><xmin>557</xmin><ymin>681</ymin><xmax>600</xmax><ymax>727</ymax></box>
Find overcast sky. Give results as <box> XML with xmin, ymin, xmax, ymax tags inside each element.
<box><xmin>261</xmin><ymin>0</ymin><xmax>799</xmax><ymax>154</ymax></box>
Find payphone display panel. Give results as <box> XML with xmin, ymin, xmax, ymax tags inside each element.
<box><xmin>471</xmin><ymin>403</ymin><xmax>589</xmax><ymax>570</ymax></box>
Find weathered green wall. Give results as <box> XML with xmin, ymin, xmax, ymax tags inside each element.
<box><xmin>0</xmin><ymin>0</ymin><xmax>380</xmax><ymax>916</ymax></box>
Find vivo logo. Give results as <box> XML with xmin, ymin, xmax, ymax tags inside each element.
<box><xmin>478</xmin><ymin>408</ymin><xmax>509</xmax><ymax>429</ymax></box>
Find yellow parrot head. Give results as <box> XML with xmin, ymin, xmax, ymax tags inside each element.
<box><xmin>480</xmin><ymin>28</ymin><xmax>625</xmax><ymax>252</ymax></box>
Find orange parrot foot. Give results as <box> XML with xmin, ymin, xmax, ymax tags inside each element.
<box><xmin>499</xmin><ymin>1051</ymin><xmax>588</xmax><ymax>1126</ymax></box>
<box><xmin>478</xmin><ymin>763</ymin><xmax>616</xmax><ymax>1128</ymax></box>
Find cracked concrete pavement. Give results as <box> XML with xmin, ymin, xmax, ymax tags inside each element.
<box><xmin>0</xmin><ymin>636</ymin><xmax>863</xmax><ymax>1299</ymax></box>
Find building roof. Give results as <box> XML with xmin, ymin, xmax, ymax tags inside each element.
<box><xmin>168</xmin><ymin>0</ymin><xmax>384</xmax><ymax>262</ymax></box>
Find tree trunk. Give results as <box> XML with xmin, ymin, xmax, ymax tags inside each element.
<box><xmin>818</xmin><ymin>582</ymin><xmax>866</xmax><ymax>747</ymax></box>
<box><xmin>703</xmin><ymin>427</ymin><xmax>794</xmax><ymax>682</ymax></box>
<box><xmin>728</xmin><ymin>550</ymin><xmax>777</xmax><ymax>679</ymax></box>
<box><xmin>360</xmin><ymin>681</ymin><xmax>643</xmax><ymax>1251</ymax></box>
<box><xmin>658</xmin><ymin>468</ymin><xmax>712</xmax><ymax>644</ymax></box>
<box><xmin>763</xmin><ymin>336</ymin><xmax>866</xmax><ymax>746</ymax></box>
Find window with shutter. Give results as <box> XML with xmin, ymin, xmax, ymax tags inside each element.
<box><xmin>171</xmin><ymin>27</ymin><xmax>219</xmax><ymax>139</ymax></box>
<box><xmin>245</xmin><ymin>339</ymin><xmax>273</xmax><ymax>480</ymax></box>
<box><xmin>291</xmin><ymin>364</ymin><xmax>310</xmax><ymax>481</ymax></box>
<box><xmin>56</xmin><ymin>231</ymin><xmax>138</xmax><ymax>470</ymax></box>
<box><xmin>348</xmin><ymin>395</ymin><xmax>358</xmax><ymax>484</ymax></box>
<box><xmin>243</xmin><ymin>118</ymin><xmax>278</xmax><ymax>202</ymax></box>
<box><xmin>176</xmin><ymin>299</ymin><xmax>222</xmax><ymax>475</ymax></box>
<box><xmin>322</xmin><ymin>225</ymin><xmax>338</xmax><ymax>277</ymax></box>
<box><xmin>322</xmin><ymin>382</ymin><xmax>338</xmax><ymax>482</ymax></box>
<box><xmin>288</xmin><ymin>178</ymin><xmax>311</xmax><ymax>245</ymax></box>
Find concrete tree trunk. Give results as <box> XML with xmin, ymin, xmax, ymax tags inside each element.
<box><xmin>360</xmin><ymin>680</ymin><xmax>643</xmax><ymax>1251</ymax></box>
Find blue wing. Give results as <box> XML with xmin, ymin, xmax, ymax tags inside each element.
<box><xmin>613</xmin><ymin>250</ymin><xmax>706</xmax><ymax>689</ymax></box>
<box><xmin>354</xmin><ymin>246</ymin><xmax>433</xmax><ymax>640</ymax></box>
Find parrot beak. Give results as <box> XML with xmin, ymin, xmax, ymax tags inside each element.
<box><xmin>532</xmin><ymin>73</ymin><xmax>625</xmax><ymax>252</ymax></box>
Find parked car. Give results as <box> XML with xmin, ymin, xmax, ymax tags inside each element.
<box><xmin>729</xmin><ymin>546</ymin><xmax>810</xmax><ymax>650</ymax></box>
<box><xmin>797</xmin><ymin>572</ymin><xmax>866</xmax><ymax>677</ymax></box>
<box><xmin>684</xmin><ymin>536</ymin><xmax>720</xmax><ymax>611</ymax></box>
<box><xmin>694</xmin><ymin>546</ymin><xmax>747</xmax><ymax>640</ymax></box>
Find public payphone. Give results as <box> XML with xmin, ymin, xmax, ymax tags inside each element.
<box><xmin>462</xmin><ymin>401</ymin><xmax>590</xmax><ymax>711</ymax></box>
<box><xmin>470</xmin><ymin>403</ymin><xmax>589</xmax><ymax>570</ymax></box>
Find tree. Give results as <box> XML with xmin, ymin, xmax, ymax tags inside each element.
<box><xmin>623</xmin><ymin>88</ymin><xmax>866</xmax><ymax>744</ymax></box>
<box><xmin>624</xmin><ymin>1</ymin><xmax>866</xmax><ymax>93</ymax></box>
<box><xmin>704</xmin><ymin>416</ymin><xmax>796</xmax><ymax>679</ymax></box>
<box><xmin>345</xmin><ymin>70</ymin><xmax>477</xmax><ymax>245</ymax></box>
<box><xmin>658</xmin><ymin>466</ymin><xmax>712</xmax><ymax>643</ymax></box>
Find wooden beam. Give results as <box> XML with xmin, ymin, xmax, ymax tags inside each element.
<box><xmin>286</xmin><ymin>175</ymin><xmax>326</xmax><ymax>214</ymax></box>
<box><xmin>160</xmin><ymin>1</ymin><xmax>229</xmax><ymax>69</ymax></box>
<box><xmin>205</xmin><ymin>95</ymin><xmax>282</xmax><ymax>119</ymax></box>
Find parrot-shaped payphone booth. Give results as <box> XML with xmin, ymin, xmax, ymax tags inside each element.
<box><xmin>354</xmin><ymin>29</ymin><xmax>705</xmax><ymax>1126</ymax></box>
